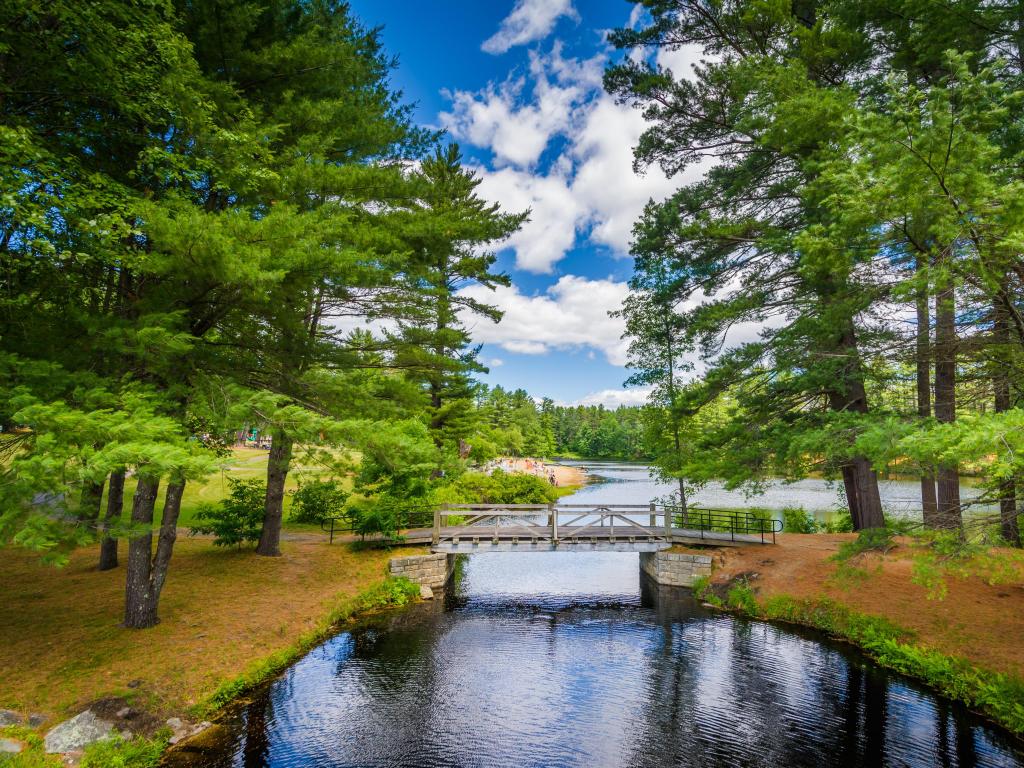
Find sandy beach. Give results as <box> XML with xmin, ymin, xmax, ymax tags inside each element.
<box><xmin>491</xmin><ymin>457</ymin><xmax>587</xmax><ymax>488</ymax></box>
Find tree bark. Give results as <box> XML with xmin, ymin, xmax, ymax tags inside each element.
<box><xmin>99</xmin><ymin>468</ymin><xmax>125</xmax><ymax>571</ymax></box>
<box><xmin>257</xmin><ymin>429</ymin><xmax>293</xmax><ymax>557</ymax></box>
<box><xmin>124</xmin><ymin>475</ymin><xmax>160</xmax><ymax>628</ymax></box>
<box><xmin>994</xmin><ymin>299</ymin><xmax>1019</xmax><ymax>545</ymax></box>
<box><xmin>915</xmin><ymin>256</ymin><xmax>939</xmax><ymax>526</ymax></box>
<box><xmin>827</xmin><ymin>322</ymin><xmax>885</xmax><ymax>530</ymax></box>
<box><xmin>79</xmin><ymin>478</ymin><xmax>105</xmax><ymax>523</ymax></box>
<box><xmin>933</xmin><ymin>275</ymin><xmax>962</xmax><ymax>530</ymax></box>
<box><xmin>123</xmin><ymin>477</ymin><xmax>185</xmax><ymax>628</ymax></box>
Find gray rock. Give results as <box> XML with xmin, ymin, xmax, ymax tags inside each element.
<box><xmin>0</xmin><ymin>710</ymin><xmax>21</xmax><ymax>727</ymax></box>
<box><xmin>419</xmin><ymin>585</ymin><xmax>434</xmax><ymax>600</ymax></box>
<box><xmin>44</xmin><ymin>710</ymin><xmax>115</xmax><ymax>754</ymax></box>
<box><xmin>0</xmin><ymin>737</ymin><xmax>23</xmax><ymax>754</ymax></box>
<box><xmin>28</xmin><ymin>714</ymin><xmax>46</xmax><ymax>728</ymax></box>
<box><xmin>165</xmin><ymin>717</ymin><xmax>184</xmax><ymax>731</ymax></box>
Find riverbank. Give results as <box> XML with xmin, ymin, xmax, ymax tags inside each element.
<box><xmin>699</xmin><ymin>534</ymin><xmax>1024</xmax><ymax>733</ymax></box>
<box><xmin>0</xmin><ymin>537</ymin><xmax>424</xmax><ymax>761</ymax></box>
<box><xmin>493</xmin><ymin>457</ymin><xmax>587</xmax><ymax>487</ymax></box>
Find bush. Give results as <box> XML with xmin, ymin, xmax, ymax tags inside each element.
<box><xmin>189</xmin><ymin>477</ymin><xmax>264</xmax><ymax>547</ymax></box>
<box><xmin>782</xmin><ymin>506</ymin><xmax>820</xmax><ymax>534</ymax></box>
<box><xmin>290</xmin><ymin>479</ymin><xmax>348</xmax><ymax>524</ymax></box>
<box><xmin>824</xmin><ymin>508</ymin><xmax>854</xmax><ymax>533</ymax></box>
<box><xmin>435</xmin><ymin>469</ymin><xmax>558</xmax><ymax>505</ymax></box>
<box><xmin>832</xmin><ymin>526</ymin><xmax>895</xmax><ymax>563</ymax></box>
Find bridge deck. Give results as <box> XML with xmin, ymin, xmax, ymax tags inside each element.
<box><xmin>398</xmin><ymin>525</ymin><xmax>770</xmax><ymax>552</ymax></box>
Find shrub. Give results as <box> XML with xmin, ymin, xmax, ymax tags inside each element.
<box><xmin>782</xmin><ymin>506</ymin><xmax>819</xmax><ymax>533</ymax></box>
<box><xmin>290</xmin><ymin>479</ymin><xmax>348</xmax><ymax>524</ymax></box>
<box><xmin>189</xmin><ymin>477</ymin><xmax>264</xmax><ymax>547</ymax></box>
<box><xmin>80</xmin><ymin>735</ymin><xmax>166</xmax><ymax>768</ymax></box>
<box><xmin>832</xmin><ymin>526</ymin><xmax>895</xmax><ymax>563</ymax></box>
<box><xmin>434</xmin><ymin>469</ymin><xmax>558</xmax><ymax>505</ymax></box>
<box><xmin>824</xmin><ymin>508</ymin><xmax>854</xmax><ymax>533</ymax></box>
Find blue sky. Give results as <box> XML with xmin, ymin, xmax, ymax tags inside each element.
<box><xmin>347</xmin><ymin>1</ymin><xmax>701</xmax><ymax>407</ymax></box>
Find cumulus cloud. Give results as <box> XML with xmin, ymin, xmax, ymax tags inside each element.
<box><xmin>482</xmin><ymin>0</ymin><xmax>579</xmax><ymax>54</ymax></box>
<box><xmin>440</xmin><ymin>41</ymin><xmax>706</xmax><ymax>272</ymax></box>
<box><xmin>574</xmin><ymin>386</ymin><xmax>653</xmax><ymax>409</ymax></box>
<box><xmin>459</xmin><ymin>275</ymin><xmax>630</xmax><ymax>364</ymax></box>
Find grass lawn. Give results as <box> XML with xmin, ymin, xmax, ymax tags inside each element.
<box><xmin>0</xmin><ymin>536</ymin><xmax>424</xmax><ymax>721</ymax></box>
<box><xmin>109</xmin><ymin>446</ymin><xmax>350</xmax><ymax>528</ymax></box>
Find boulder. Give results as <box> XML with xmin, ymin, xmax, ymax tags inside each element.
<box><xmin>0</xmin><ymin>710</ymin><xmax>21</xmax><ymax>727</ymax></box>
<box><xmin>419</xmin><ymin>585</ymin><xmax>434</xmax><ymax>600</ymax></box>
<box><xmin>0</xmin><ymin>737</ymin><xmax>23</xmax><ymax>754</ymax></box>
<box><xmin>44</xmin><ymin>710</ymin><xmax>115</xmax><ymax>754</ymax></box>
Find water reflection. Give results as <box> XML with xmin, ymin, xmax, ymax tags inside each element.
<box><xmin>168</xmin><ymin>553</ymin><xmax>1022</xmax><ymax>768</ymax></box>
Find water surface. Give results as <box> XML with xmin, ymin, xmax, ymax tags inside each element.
<box><xmin>167</xmin><ymin>466</ymin><xmax>1021</xmax><ymax>768</ymax></box>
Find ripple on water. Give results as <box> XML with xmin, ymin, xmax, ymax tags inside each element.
<box><xmin>169</xmin><ymin>552</ymin><xmax>1024</xmax><ymax>768</ymax></box>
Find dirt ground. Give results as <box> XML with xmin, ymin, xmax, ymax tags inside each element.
<box><xmin>710</xmin><ymin>533</ymin><xmax>1024</xmax><ymax>678</ymax></box>
<box><xmin>0</xmin><ymin>538</ymin><xmax>412</xmax><ymax>720</ymax></box>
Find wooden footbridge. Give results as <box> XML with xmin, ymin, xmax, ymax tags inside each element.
<box><xmin>324</xmin><ymin>504</ymin><xmax>780</xmax><ymax>551</ymax></box>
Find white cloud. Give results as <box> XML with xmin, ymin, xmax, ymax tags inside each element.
<box><xmin>441</xmin><ymin>41</ymin><xmax>707</xmax><ymax>272</ymax></box>
<box><xmin>482</xmin><ymin>0</ymin><xmax>579</xmax><ymax>54</ymax></box>
<box><xmin>473</xmin><ymin>164</ymin><xmax>585</xmax><ymax>272</ymax></box>
<box><xmin>575</xmin><ymin>386</ymin><xmax>653</xmax><ymax>409</ymax></box>
<box><xmin>459</xmin><ymin>275</ymin><xmax>630</xmax><ymax>364</ymax></box>
<box><xmin>486</xmin><ymin>357</ymin><xmax>505</xmax><ymax>368</ymax></box>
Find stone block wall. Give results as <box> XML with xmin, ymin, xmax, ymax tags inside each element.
<box><xmin>388</xmin><ymin>553</ymin><xmax>452</xmax><ymax>589</ymax></box>
<box><xmin>639</xmin><ymin>551</ymin><xmax>712</xmax><ymax>587</ymax></box>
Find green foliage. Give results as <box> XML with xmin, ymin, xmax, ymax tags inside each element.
<box><xmin>725</xmin><ymin>580</ymin><xmax>758</xmax><ymax>613</ymax></box>
<box><xmin>290</xmin><ymin>480</ymin><xmax>349</xmax><ymax>525</ymax></box>
<box><xmin>781</xmin><ymin>506</ymin><xmax>820</xmax><ymax>534</ymax></box>
<box><xmin>691</xmin><ymin>574</ymin><xmax>713</xmax><ymax>602</ymax></box>
<box><xmin>80</xmin><ymin>735</ymin><xmax>166</xmax><ymax>768</ymax></box>
<box><xmin>910</xmin><ymin>531</ymin><xmax>1024</xmax><ymax>600</ymax></box>
<box><xmin>434</xmin><ymin>469</ymin><xmax>559</xmax><ymax>505</ymax></box>
<box><xmin>832</xmin><ymin>527</ymin><xmax>896</xmax><ymax>563</ymax></box>
<box><xmin>824</xmin><ymin>509</ymin><xmax>854</xmax><ymax>534</ymax></box>
<box><xmin>189</xmin><ymin>478</ymin><xmax>265</xmax><ymax>548</ymax></box>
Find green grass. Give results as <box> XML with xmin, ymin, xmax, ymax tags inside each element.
<box><xmin>102</xmin><ymin>448</ymin><xmax>352</xmax><ymax>529</ymax></box>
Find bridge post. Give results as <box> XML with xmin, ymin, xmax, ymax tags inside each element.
<box><xmin>432</xmin><ymin>505</ymin><xmax>441</xmax><ymax>546</ymax></box>
<box><xmin>549</xmin><ymin>503</ymin><xmax>558</xmax><ymax>545</ymax></box>
<box><xmin>663</xmin><ymin>503</ymin><xmax>672</xmax><ymax>539</ymax></box>
<box><xmin>649</xmin><ymin>502</ymin><xmax>656</xmax><ymax>529</ymax></box>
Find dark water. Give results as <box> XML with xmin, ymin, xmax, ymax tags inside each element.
<box><xmin>168</xmin><ymin>465</ymin><xmax>1020</xmax><ymax>767</ymax></box>
<box><xmin>169</xmin><ymin>550</ymin><xmax>1024</xmax><ymax>768</ymax></box>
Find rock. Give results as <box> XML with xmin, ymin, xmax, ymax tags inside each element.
<box><xmin>28</xmin><ymin>714</ymin><xmax>47</xmax><ymax>728</ymax></box>
<box><xmin>419</xmin><ymin>585</ymin><xmax>434</xmax><ymax>600</ymax></box>
<box><xmin>44</xmin><ymin>710</ymin><xmax>115</xmax><ymax>754</ymax></box>
<box><xmin>165</xmin><ymin>717</ymin><xmax>183</xmax><ymax>731</ymax></box>
<box><xmin>0</xmin><ymin>710</ymin><xmax>21</xmax><ymax>727</ymax></box>
<box><xmin>126</xmin><ymin>679</ymin><xmax>142</xmax><ymax>689</ymax></box>
<box><xmin>115</xmin><ymin>707</ymin><xmax>134</xmax><ymax>720</ymax></box>
<box><xmin>0</xmin><ymin>737</ymin><xmax>23</xmax><ymax>754</ymax></box>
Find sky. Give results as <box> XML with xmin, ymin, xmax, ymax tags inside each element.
<box><xmin>346</xmin><ymin>0</ymin><xmax>704</xmax><ymax>407</ymax></box>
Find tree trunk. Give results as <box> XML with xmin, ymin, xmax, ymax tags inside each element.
<box><xmin>123</xmin><ymin>477</ymin><xmax>185</xmax><ymax>628</ymax></box>
<box><xmin>99</xmin><ymin>468</ymin><xmax>125</xmax><ymax>571</ymax></box>
<box><xmin>933</xmin><ymin>276</ymin><xmax>962</xmax><ymax>530</ymax></box>
<box><xmin>124</xmin><ymin>475</ymin><xmax>160</xmax><ymax>628</ymax></box>
<box><xmin>994</xmin><ymin>299</ymin><xmax>1019</xmax><ymax>545</ymax></box>
<box><xmin>915</xmin><ymin>257</ymin><xmax>939</xmax><ymax>526</ymax></box>
<box><xmin>827</xmin><ymin>321</ymin><xmax>885</xmax><ymax>530</ymax></box>
<box><xmin>257</xmin><ymin>429</ymin><xmax>293</xmax><ymax>557</ymax></box>
<box><xmin>79</xmin><ymin>478</ymin><xmax>105</xmax><ymax>523</ymax></box>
